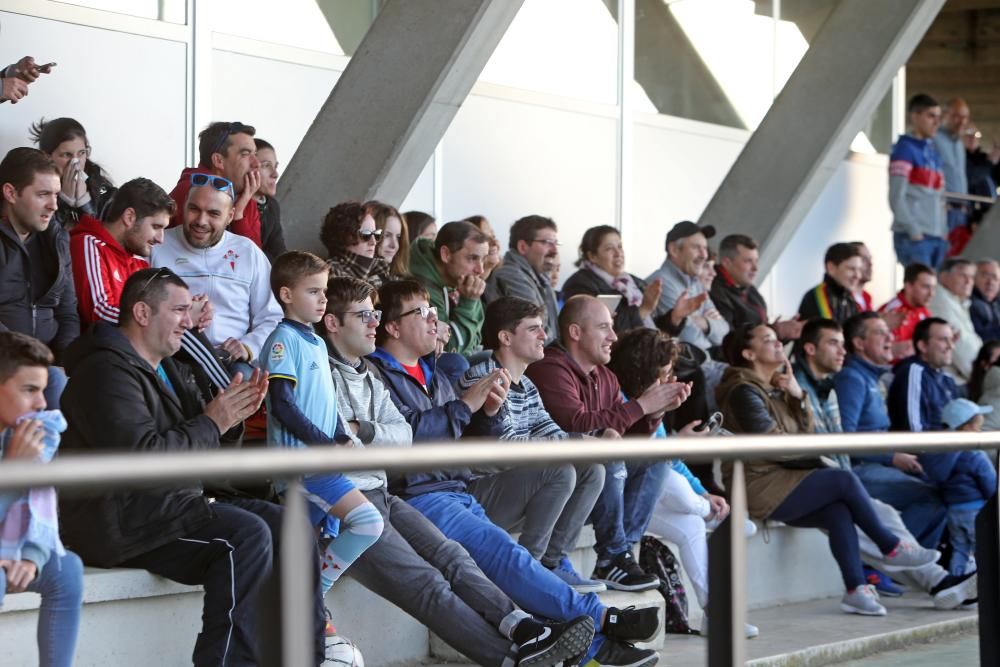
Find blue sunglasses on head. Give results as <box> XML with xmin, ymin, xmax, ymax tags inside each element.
<box><xmin>189</xmin><ymin>173</ymin><xmax>235</xmax><ymax>200</ymax></box>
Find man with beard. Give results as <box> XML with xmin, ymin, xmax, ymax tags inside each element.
<box><xmin>152</xmin><ymin>173</ymin><xmax>282</xmax><ymax>375</ymax></box>
<box><xmin>484</xmin><ymin>215</ymin><xmax>562</xmax><ymax>344</ymax></box>
<box><xmin>70</xmin><ymin>177</ymin><xmax>174</xmax><ymax>327</ymax></box>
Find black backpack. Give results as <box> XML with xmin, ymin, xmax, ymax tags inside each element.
<box><xmin>639</xmin><ymin>535</ymin><xmax>697</xmax><ymax>635</ymax></box>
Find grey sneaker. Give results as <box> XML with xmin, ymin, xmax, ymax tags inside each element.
<box><xmin>841</xmin><ymin>584</ymin><xmax>887</xmax><ymax>616</ymax></box>
<box><xmin>548</xmin><ymin>557</ymin><xmax>607</xmax><ymax>593</ymax></box>
<box><xmin>881</xmin><ymin>542</ymin><xmax>940</xmax><ymax>570</ymax></box>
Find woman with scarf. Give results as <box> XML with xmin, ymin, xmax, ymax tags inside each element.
<box><xmin>321</xmin><ymin>201</ymin><xmax>394</xmax><ymax>290</ymax></box>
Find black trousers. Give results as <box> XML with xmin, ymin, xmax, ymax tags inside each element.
<box><xmin>122</xmin><ymin>497</ymin><xmax>325</xmax><ymax>667</ymax></box>
<box><xmin>978</xmin><ymin>493</ymin><xmax>998</xmax><ymax>667</ymax></box>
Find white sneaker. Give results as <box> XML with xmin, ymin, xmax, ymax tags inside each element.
<box><xmin>699</xmin><ymin>614</ymin><xmax>760</xmax><ymax>638</ymax></box>
<box><xmin>840</xmin><ymin>585</ymin><xmax>887</xmax><ymax>616</ymax></box>
<box><xmin>705</xmin><ymin>515</ymin><xmax>758</xmax><ymax>538</ymax></box>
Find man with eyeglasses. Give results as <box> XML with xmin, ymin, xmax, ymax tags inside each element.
<box><xmin>169</xmin><ymin>121</ymin><xmax>264</xmax><ymax>249</ymax></box>
<box><xmin>484</xmin><ymin>215</ymin><xmax>562</xmax><ymax>344</ymax></box>
<box><xmin>0</xmin><ymin>147</ymin><xmax>79</xmax><ymax>407</ymax></box>
<box><xmin>153</xmin><ymin>171</ymin><xmax>282</xmax><ymax>375</ymax></box>
<box><xmin>316</xmin><ymin>276</ymin><xmax>410</xmax><ymax>453</ymax></box>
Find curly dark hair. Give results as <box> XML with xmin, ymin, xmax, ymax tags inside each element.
<box><xmin>320</xmin><ymin>201</ymin><xmax>367</xmax><ymax>255</ymax></box>
<box><xmin>607</xmin><ymin>328</ymin><xmax>678</xmax><ymax>399</ymax></box>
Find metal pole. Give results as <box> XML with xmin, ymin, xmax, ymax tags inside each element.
<box><xmin>708</xmin><ymin>460</ymin><xmax>747</xmax><ymax>667</ymax></box>
<box><xmin>281</xmin><ymin>479</ymin><xmax>314</xmax><ymax>667</ymax></box>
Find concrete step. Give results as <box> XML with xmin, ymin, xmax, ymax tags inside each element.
<box><xmin>0</xmin><ymin>520</ymin><xmax>846</xmax><ymax>666</ymax></box>
<box><xmin>427</xmin><ymin>597</ymin><xmax>978</xmax><ymax>667</ymax></box>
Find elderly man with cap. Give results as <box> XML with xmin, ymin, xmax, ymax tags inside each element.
<box><xmin>647</xmin><ymin>221</ymin><xmax>729</xmax><ymax>406</ymax></box>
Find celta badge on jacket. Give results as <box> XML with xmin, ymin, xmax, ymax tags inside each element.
<box><xmin>224</xmin><ymin>248</ymin><xmax>239</xmax><ymax>271</ymax></box>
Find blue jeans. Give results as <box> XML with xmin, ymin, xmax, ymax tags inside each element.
<box><xmin>853</xmin><ymin>462</ymin><xmax>947</xmax><ymax>549</ymax></box>
<box><xmin>44</xmin><ymin>366</ymin><xmax>67</xmax><ymax>411</ymax></box>
<box><xmin>0</xmin><ymin>550</ymin><xmax>83</xmax><ymax>667</ymax></box>
<box><xmin>406</xmin><ymin>491</ymin><xmax>606</xmax><ymax>628</ymax></box>
<box><xmin>893</xmin><ymin>232</ymin><xmax>949</xmax><ymax>270</ymax></box>
<box><xmin>947</xmin><ymin>206</ymin><xmax>968</xmax><ymax>232</ymax></box>
<box><xmin>947</xmin><ymin>505</ymin><xmax>981</xmax><ymax>576</ymax></box>
<box><xmin>590</xmin><ymin>461</ymin><xmax>669</xmax><ymax>564</ymax></box>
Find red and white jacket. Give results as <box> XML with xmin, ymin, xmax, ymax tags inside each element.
<box><xmin>69</xmin><ymin>215</ymin><xmax>149</xmax><ymax>326</ymax></box>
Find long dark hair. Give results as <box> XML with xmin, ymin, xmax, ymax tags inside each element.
<box><xmin>967</xmin><ymin>340</ymin><xmax>1000</xmax><ymax>401</ymax></box>
<box><xmin>608</xmin><ymin>328</ymin><xmax>679</xmax><ymax>399</ymax></box>
<box><xmin>29</xmin><ymin>117</ymin><xmax>111</xmax><ymax>188</ymax></box>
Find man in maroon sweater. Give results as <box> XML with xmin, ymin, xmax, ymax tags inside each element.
<box><xmin>527</xmin><ymin>295</ymin><xmax>689</xmax><ymax>591</ymax></box>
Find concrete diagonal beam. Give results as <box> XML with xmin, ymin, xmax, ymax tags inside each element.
<box><xmin>697</xmin><ymin>0</ymin><xmax>946</xmax><ymax>279</ymax></box>
<box><xmin>277</xmin><ymin>0</ymin><xmax>524</xmax><ymax>253</ymax></box>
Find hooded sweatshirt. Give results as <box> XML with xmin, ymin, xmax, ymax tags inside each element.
<box><xmin>525</xmin><ymin>343</ymin><xmax>646</xmax><ymax>435</ymax></box>
<box><xmin>169</xmin><ymin>166</ymin><xmax>262</xmax><ymax>248</ymax></box>
<box><xmin>408</xmin><ymin>238</ymin><xmax>484</xmax><ymax>355</ymax></box>
<box><xmin>888</xmin><ymin>134</ymin><xmax>946</xmax><ymax>239</ymax></box>
<box><xmin>326</xmin><ymin>345</ymin><xmax>412</xmax><ymax>491</ymax></box>
<box><xmin>69</xmin><ymin>214</ymin><xmax>149</xmax><ymax>326</ymax></box>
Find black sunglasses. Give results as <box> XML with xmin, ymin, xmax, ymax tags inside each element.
<box><xmin>135</xmin><ymin>267</ymin><xmax>174</xmax><ymax>297</ymax></box>
<box><xmin>358</xmin><ymin>229</ymin><xmax>383</xmax><ymax>242</ymax></box>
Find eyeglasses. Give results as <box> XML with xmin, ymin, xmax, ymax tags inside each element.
<box><xmin>531</xmin><ymin>238</ymin><xmax>561</xmax><ymax>249</ymax></box>
<box><xmin>135</xmin><ymin>267</ymin><xmax>173</xmax><ymax>297</ymax></box>
<box><xmin>396</xmin><ymin>305</ymin><xmax>438</xmax><ymax>321</ymax></box>
<box><xmin>190</xmin><ymin>173</ymin><xmax>235</xmax><ymax>201</ymax></box>
<box><xmin>358</xmin><ymin>229</ymin><xmax>383</xmax><ymax>242</ymax></box>
<box><xmin>337</xmin><ymin>309</ymin><xmax>382</xmax><ymax>324</ymax></box>
<box><xmin>210</xmin><ymin>121</ymin><xmax>253</xmax><ymax>156</ymax></box>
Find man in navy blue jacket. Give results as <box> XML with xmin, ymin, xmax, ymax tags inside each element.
<box><xmin>837</xmin><ymin>312</ymin><xmax>947</xmax><ymax>549</ymax></box>
<box><xmin>888</xmin><ymin>317</ymin><xmax>959</xmax><ymax>432</ymax></box>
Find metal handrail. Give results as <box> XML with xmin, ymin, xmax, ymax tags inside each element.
<box><xmin>1</xmin><ymin>430</ymin><xmax>997</xmax><ymax>491</ymax></box>
<box><xmin>7</xmin><ymin>430</ymin><xmax>996</xmax><ymax>666</ymax></box>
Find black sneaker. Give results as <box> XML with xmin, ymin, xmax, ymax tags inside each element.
<box><xmin>513</xmin><ymin>615</ymin><xmax>595</xmax><ymax>667</ymax></box>
<box><xmin>603</xmin><ymin>605</ymin><xmax>660</xmax><ymax>643</ymax></box>
<box><xmin>591</xmin><ymin>551</ymin><xmax>659</xmax><ymax>592</ymax></box>
<box><xmin>587</xmin><ymin>639</ymin><xmax>658</xmax><ymax>666</ymax></box>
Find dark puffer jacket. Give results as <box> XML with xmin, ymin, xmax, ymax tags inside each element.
<box><xmin>0</xmin><ymin>218</ymin><xmax>79</xmax><ymax>361</ymax></box>
<box><xmin>58</xmin><ymin>323</ymin><xmax>220</xmax><ymax>567</ymax></box>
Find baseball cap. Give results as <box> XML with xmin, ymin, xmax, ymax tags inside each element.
<box><xmin>941</xmin><ymin>398</ymin><xmax>993</xmax><ymax>430</ymax></box>
<box><xmin>666</xmin><ymin>220</ymin><xmax>716</xmax><ymax>246</ymax></box>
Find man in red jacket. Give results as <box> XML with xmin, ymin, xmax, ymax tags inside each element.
<box><xmin>169</xmin><ymin>121</ymin><xmax>263</xmax><ymax>248</ymax></box>
<box><xmin>526</xmin><ymin>295</ymin><xmax>689</xmax><ymax>591</ymax></box>
<box><xmin>69</xmin><ymin>177</ymin><xmax>173</xmax><ymax>326</ymax></box>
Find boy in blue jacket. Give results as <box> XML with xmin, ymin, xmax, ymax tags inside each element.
<box><xmin>922</xmin><ymin>399</ymin><xmax>997</xmax><ymax>576</ymax></box>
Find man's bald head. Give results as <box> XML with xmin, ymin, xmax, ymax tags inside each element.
<box><xmin>558</xmin><ymin>295</ymin><xmax>606</xmax><ymax>341</ymax></box>
<box><xmin>943</xmin><ymin>98</ymin><xmax>971</xmax><ymax>135</ymax></box>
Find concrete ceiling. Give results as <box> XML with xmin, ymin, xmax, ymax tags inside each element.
<box><xmin>907</xmin><ymin>0</ymin><xmax>1000</xmax><ymax>144</ymax></box>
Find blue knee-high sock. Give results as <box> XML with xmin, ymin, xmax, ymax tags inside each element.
<box><xmin>320</xmin><ymin>502</ymin><xmax>384</xmax><ymax>595</ymax></box>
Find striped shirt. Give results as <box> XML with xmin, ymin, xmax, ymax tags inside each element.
<box><xmin>459</xmin><ymin>355</ymin><xmax>568</xmax><ymax>440</ymax></box>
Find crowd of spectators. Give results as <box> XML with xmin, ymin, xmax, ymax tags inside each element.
<box><xmin>0</xmin><ymin>65</ymin><xmax>995</xmax><ymax>667</ymax></box>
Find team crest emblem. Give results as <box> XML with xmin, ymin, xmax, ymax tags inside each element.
<box><xmin>224</xmin><ymin>248</ymin><xmax>239</xmax><ymax>271</ymax></box>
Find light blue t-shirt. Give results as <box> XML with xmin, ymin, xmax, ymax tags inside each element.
<box><xmin>261</xmin><ymin>320</ymin><xmax>338</xmax><ymax>449</ymax></box>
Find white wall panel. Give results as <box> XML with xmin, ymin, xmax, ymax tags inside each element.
<box><xmin>440</xmin><ymin>93</ymin><xmax>617</xmax><ymax>283</ymax></box>
<box><xmin>0</xmin><ymin>11</ymin><xmax>186</xmax><ymax>191</ymax></box>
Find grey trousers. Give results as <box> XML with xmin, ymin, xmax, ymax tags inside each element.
<box><xmin>468</xmin><ymin>464</ymin><xmax>606</xmax><ymax>568</ymax></box>
<box><xmin>859</xmin><ymin>497</ymin><xmax>946</xmax><ymax>592</ymax></box>
<box><xmin>348</xmin><ymin>488</ymin><xmax>521</xmax><ymax>667</ymax></box>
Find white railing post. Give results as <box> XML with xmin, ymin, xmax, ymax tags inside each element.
<box><xmin>281</xmin><ymin>478</ymin><xmax>314</xmax><ymax>667</ymax></box>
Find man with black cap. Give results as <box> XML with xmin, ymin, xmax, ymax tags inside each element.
<box><xmin>647</xmin><ymin>221</ymin><xmax>729</xmax><ymax>411</ymax></box>
<box><xmin>647</xmin><ymin>221</ymin><xmax>728</xmax><ymax>355</ymax></box>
